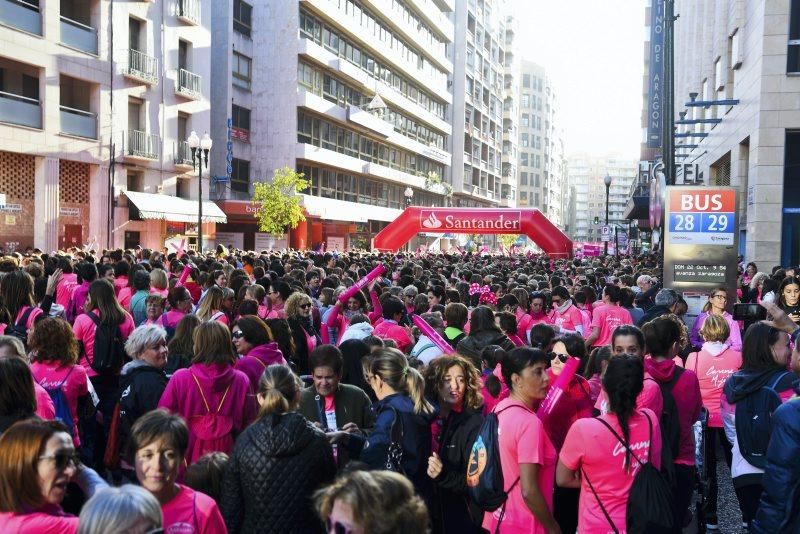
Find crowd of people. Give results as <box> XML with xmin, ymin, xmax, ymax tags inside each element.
<box><xmin>0</xmin><ymin>245</ymin><xmax>796</xmax><ymax>534</ymax></box>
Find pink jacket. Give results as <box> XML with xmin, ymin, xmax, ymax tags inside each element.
<box><xmin>644</xmin><ymin>357</ymin><xmax>703</xmax><ymax>466</ymax></box>
<box><xmin>685</xmin><ymin>343</ymin><xmax>742</xmax><ymax>427</ymax></box>
<box><xmin>0</xmin><ymin>506</ymin><xmax>78</xmax><ymax>533</ymax></box>
<box><xmin>234</xmin><ymin>343</ymin><xmax>287</xmax><ymax>394</ymax></box>
<box><xmin>515</xmin><ymin>309</ymin><xmax>534</xmax><ymax>340</ymax></box>
<box><xmin>158</xmin><ymin>362</ymin><xmax>255</xmax><ymax>464</ymax></box>
<box><xmin>373</xmin><ymin>320</ymin><xmax>412</xmax><ymax>353</ymax></box>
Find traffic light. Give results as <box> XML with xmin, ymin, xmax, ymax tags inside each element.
<box><xmin>593</xmin><ymin>216</ymin><xmax>600</xmax><ymax>225</ymax></box>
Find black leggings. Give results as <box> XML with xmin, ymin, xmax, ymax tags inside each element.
<box><xmin>734</xmin><ymin>483</ymin><xmax>763</xmax><ymax>526</ymax></box>
<box><xmin>553</xmin><ymin>484</ymin><xmax>579</xmax><ymax>534</ymax></box>
<box><xmin>699</xmin><ymin>426</ymin><xmax>733</xmax><ymax>519</ymax></box>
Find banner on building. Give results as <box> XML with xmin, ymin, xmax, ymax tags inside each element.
<box><xmin>647</xmin><ymin>0</ymin><xmax>665</xmax><ymax>148</ymax></box>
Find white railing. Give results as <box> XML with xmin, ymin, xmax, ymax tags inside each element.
<box><xmin>124</xmin><ymin>49</ymin><xmax>158</xmax><ymax>84</ymax></box>
<box><xmin>176</xmin><ymin>68</ymin><xmax>201</xmax><ymax>98</ymax></box>
<box><xmin>178</xmin><ymin>0</ymin><xmax>200</xmax><ymax>24</ymax></box>
<box><xmin>127</xmin><ymin>129</ymin><xmax>160</xmax><ymax>159</ymax></box>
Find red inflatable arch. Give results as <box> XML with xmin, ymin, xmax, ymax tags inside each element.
<box><xmin>373</xmin><ymin>207</ymin><xmax>573</xmax><ymax>258</ymax></box>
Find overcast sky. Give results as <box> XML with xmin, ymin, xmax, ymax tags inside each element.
<box><xmin>513</xmin><ymin>0</ymin><xmax>645</xmax><ymax>159</ymax></box>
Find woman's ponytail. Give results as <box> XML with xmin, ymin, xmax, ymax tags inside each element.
<box><xmin>602</xmin><ymin>355</ymin><xmax>644</xmax><ymax>469</ymax></box>
<box><xmin>404</xmin><ymin>366</ymin><xmax>433</xmax><ymax>415</ymax></box>
<box><xmin>256</xmin><ymin>364</ymin><xmax>302</xmax><ymax>420</ymax></box>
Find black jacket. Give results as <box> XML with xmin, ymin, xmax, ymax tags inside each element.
<box><xmin>636</xmin><ymin>304</ymin><xmax>671</xmax><ymax>327</ymax></box>
<box><xmin>220</xmin><ymin>411</ymin><xmax>336</xmax><ymax>534</ymax></box>
<box><xmin>287</xmin><ymin>316</ymin><xmax>321</xmax><ymax>375</ymax></box>
<box><xmin>456</xmin><ymin>330</ymin><xmax>515</xmax><ymax>367</ymax></box>
<box><xmin>299</xmin><ymin>383</ymin><xmax>375</xmax><ymax>467</ymax></box>
<box><xmin>431</xmin><ymin>406</ymin><xmax>484</xmax><ymax>534</ymax></box>
<box><xmin>118</xmin><ymin>361</ymin><xmax>168</xmax><ymax>460</ymax></box>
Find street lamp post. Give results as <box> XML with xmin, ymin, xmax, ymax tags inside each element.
<box><xmin>604</xmin><ymin>174</ymin><xmax>612</xmax><ymax>256</ymax></box>
<box><xmin>187</xmin><ymin>131</ymin><xmax>212</xmax><ymax>254</ymax></box>
<box><xmin>404</xmin><ymin>187</ymin><xmax>414</xmax><ymax>207</ymax></box>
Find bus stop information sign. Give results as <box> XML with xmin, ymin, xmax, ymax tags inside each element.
<box><xmin>664</xmin><ymin>187</ymin><xmax>739</xmax><ymax>309</ymax></box>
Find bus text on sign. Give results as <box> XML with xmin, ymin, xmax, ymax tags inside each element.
<box><xmin>667</xmin><ymin>190</ymin><xmax>736</xmax><ymax>245</ymax></box>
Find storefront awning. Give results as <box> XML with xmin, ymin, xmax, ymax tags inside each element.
<box><xmin>125</xmin><ymin>191</ymin><xmax>227</xmax><ymax>224</ymax></box>
<box><xmin>300</xmin><ymin>194</ymin><xmax>402</xmax><ymax>223</ymax></box>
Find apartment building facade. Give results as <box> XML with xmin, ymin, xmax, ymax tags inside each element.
<box><xmin>0</xmin><ymin>0</ymin><xmax>215</xmax><ymax>252</ymax></box>
<box><xmin>516</xmin><ymin>59</ymin><xmax>567</xmax><ymax>229</ymax></box>
<box><xmin>449</xmin><ymin>0</ymin><xmax>516</xmax><ymax>208</ymax></box>
<box><xmin>567</xmin><ymin>155</ymin><xmax>638</xmax><ymax>245</ymax></box>
<box><xmin>209</xmin><ymin>0</ymin><xmax>454</xmax><ymax>250</ymax></box>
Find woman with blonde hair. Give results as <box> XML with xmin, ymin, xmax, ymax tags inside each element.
<box><xmin>424</xmin><ymin>355</ymin><xmax>484</xmax><ymax>533</ymax></box>
<box><xmin>195</xmin><ymin>286</ymin><xmax>228</xmax><ymax>325</ymax></box>
<box><xmin>220</xmin><ymin>364</ymin><xmax>335</xmax><ymax>533</ymax></box>
<box><xmin>285</xmin><ymin>292</ymin><xmax>321</xmax><ymax>375</ymax></box>
<box><xmin>148</xmin><ymin>268</ymin><xmax>169</xmax><ymax>298</ymax></box>
<box><xmin>349</xmin><ymin>348</ymin><xmax>434</xmax><ymax>506</ymax></box>
<box><xmin>315</xmin><ymin>470</ymin><xmax>430</xmax><ymax>534</ymax></box>
<box><xmin>158</xmin><ymin>321</ymin><xmax>254</xmax><ymax>464</ymax></box>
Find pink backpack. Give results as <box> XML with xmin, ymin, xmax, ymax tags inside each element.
<box><xmin>186</xmin><ymin>373</ymin><xmax>234</xmax><ymax>464</ymax></box>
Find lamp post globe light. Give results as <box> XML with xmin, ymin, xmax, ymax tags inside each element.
<box><xmin>404</xmin><ymin>186</ymin><xmax>414</xmax><ymax>206</ymax></box>
<box><xmin>188</xmin><ymin>131</ymin><xmax>212</xmax><ymax>253</ymax></box>
<box><xmin>603</xmin><ymin>174</ymin><xmax>612</xmax><ymax>255</ymax></box>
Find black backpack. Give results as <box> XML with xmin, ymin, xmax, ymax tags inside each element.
<box><xmin>5</xmin><ymin>307</ymin><xmax>34</xmax><ymax>350</ymax></box>
<box><xmin>583</xmin><ymin>411</ymin><xmax>679</xmax><ymax>534</ymax></box>
<box><xmin>83</xmin><ymin>311</ymin><xmax>126</xmax><ymax>375</ymax></box>
<box><xmin>466</xmin><ymin>405</ymin><xmax>526</xmax><ymax>515</ymax></box>
<box><xmin>734</xmin><ymin>371</ymin><xmax>791</xmax><ymax>469</ymax></box>
<box><xmin>648</xmin><ymin>367</ymin><xmax>684</xmax><ymax>482</ymax></box>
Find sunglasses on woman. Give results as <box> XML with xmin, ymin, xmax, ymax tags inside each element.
<box><xmin>299</xmin><ymin>303</ymin><xmax>312</xmax><ymax>309</ymax></box>
<box><xmin>548</xmin><ymin>352</ymin><xmax>570</xmax><ymax>363</ymax></box>
<box><xmin>39</xmin><ymin>451</ymin><xmax>81</xmax><ymax>470</ymax></box>
<box><xmin>232</xmin><ymin>330</ymin><xmax>245</xmax><ymax>339</ymax></box>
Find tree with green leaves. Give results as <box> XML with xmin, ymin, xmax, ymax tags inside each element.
<box><xmin>498</xmin><ymin>234</ymin><xmax>520</xmax><ymax>249</ymax></box>
<box><xmin>251</xmin><ymin>167</ymin><xmax>310</xmax><ymax>235</ymax></box>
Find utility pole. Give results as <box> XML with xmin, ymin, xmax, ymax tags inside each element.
<box><xmin>662</xmin><ymin>0</ymin><xmax>676</xmax><ymax>186</ymax></box>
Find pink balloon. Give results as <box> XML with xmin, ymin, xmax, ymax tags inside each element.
<box><xmin>536</xmin><ymin>356</ymin><xmax>580</xmax><ymax>421</ymax></box>
<box><xmin>337</xmin><ymin>265</ymin><xmax>387</xmax><ymax>304</ymax></box>
<box><xmin>176</xmin><ymin>264</ymin><xmax>192</xmax><ymax>287</ymax></box>
<box><xmin>411</xmin><ymin>314</ymin><xmax>455</xmax><ymax>355</ymax></box>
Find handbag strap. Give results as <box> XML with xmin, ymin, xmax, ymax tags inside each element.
<box><xmin>581</xmin><ymin>468</ymin><xmax>620</xmax><ymax>534</ymax></box>
<box><xmin>191</xmin><ymin>372</ymin><xmax>231</xmax><ymax>414</ymax></box>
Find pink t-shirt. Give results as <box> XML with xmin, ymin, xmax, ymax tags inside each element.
<box><xmin>590</xmin><ymin>305</ymin><xmax>633</xmax><ymax>347</ymax></box>
<box><xmin>160</xmin><ymin>310</ymin><xmax>186</xmax><ymax>330</ymax></box>
<box><xmin>560</xmin><ymin>409</ymin><xmax>662</xmax><ymax>533</ymax></box>
<box><xmin>0</xmin><ymin>508</ymin><xmax>78</xmax><ymax>534</ymax></box>
<box><xmin>482</xmin><ymin>397</ymin><xmax>556</xmax><ymax>534</ymax></box>
<box><xmin>594</xmin><ymin>372</ymin><xmax>664</xmax><ymax>419</ymax></box>
<box><xmin>162</xmin><ymin>485</ymin><xmax>227</xmax><ymax>534</ymax></box>
<box><xmin>72</xmin><ymin>309</ymin><xmax>135</xmax><ymax>377</ymax></box>
<box><xmin>685</xmin><ymin>347</ymin><xmax>742</xmax><ymax>428</ymax></box>
<box><xmin>30</xmin><ymin>362</ymin><xmax>88</xmax><ymax>446</ymax></box>
<box><xmin>550</xmin><ymin>304</ymin><xmax>584</xmax><ymax>335</ymax></box>
<box><xmin>55</xmin><ymin>274</ymin><xmax>78</xmax><ymax>309</ymax></box>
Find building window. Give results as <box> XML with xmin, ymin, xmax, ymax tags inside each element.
<box><xmin>520</xmin><ymin>153</ymin><xmax>528</xmax><ymax>166</ymax></box>
<box><xmin>231</xmin><ymin>158</ymin><xmax>250</xmax><ymax>193</ymax></box>
<box><xmin>521</xmin><ymin>93</ymin><xmax>530</xmax><ymax>108</ymax></box>
<box><xmin>521</xmin><ymin>114</ymin><xmax>529</xmax><ymax>128</ymax></box>
<box><xmin>521</xmin><ymin>133</ymin><xmax>529</xmax><ymax>147</ymax></box>
<box><xmin>232</xmin><ymin>52</ymin><xmax>252</xmax><ymax>89</ymax></box>
<box><xmin>520</xmin><ymin>172</ymin><xmax>528</xmax><ymax>185</ymax></box>
<box><xmin>523</xmin><ymin>73</ymin><xmax>530</xmax><ymax>88</ymax></box>
<box><xmin>233</xmin><ymin>0</ymin><xmax>252</xmax><ymax>37</ymax></box>
<box><xmin>534</xmin><ymin>173</ymin><xmax>540</xmax><ymax>187</ymax></box>
<box><xmin>790</xmin><ymin>3</ymin><xmax>800</xmax><ymax>72</ymax></box>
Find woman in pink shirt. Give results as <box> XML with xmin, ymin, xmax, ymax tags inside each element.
<box><xmin>265</xmin><ymin>280</ymin><xmax>290</xmax><ymax>319</ymax></box>
<box><xmin>0</xmin><ymin>270</ymin><xmax>44</xmax><ymax>337</ymax></box>
<box><xmin>511</xmin><ymin>288</ymin><xmax>535</xmax><ymax>340</ymax></box>
<box><xmin>159</xmin><ymin>286</ymin><xmax>193</xmax><ymax>337</ymax></box>
<box><xmin>0</xmin><ymin>337</ymin><xmax>55</xmax><ymax>420</ymax></box>
<box><xmin>72</xmin><ymin>279</ymin><xmax>135</xmax><ymax>466</ymax></box>
<box><xmin>130</xmin><ymin>409</ymin><xmax>227</xmax><ymax>533</ymax></box>
<box><xmin>29</xmin><ymin>318</ymin><xmax>89</xmax><ymax>448</ymax></box>
<box><xmin>117</xmin><ymin>264</ymin><xmax>145</xmax><ymax>312</ymax></box>
<box><xmin>149</xmin><ymin>268</ymin><xmax>169</xmax><ymax>298</ymax></box>
<box><xmin>158</xmin><ymin>321</ymin><xmax>255</xmax><ymax>464</ymax></box>
<box><xmin>232</xmin><ymin>315</ymin><xmax>287</xmax><ymax>395</ymax></box>
<box><xmin>585</xmin><ymin>285</ymin><xmax>633</xmax><ymax>349</ymax></box>
<box><xmin>557</xmin><ymin>355</ymin><xmax>663</xmax><ymax>533</ymax></box>
<box><xmin>685</xmin><ymin>314</ymin><xmax>741</xmax><ymax>527</ymax></box>
<box><xmin>0</xmin><ymin>419</ymin><xmax>107</xmax><ymax>533</ymax></box>
<box><xmin>548</xmin><ymin>287</ymin><xmax>585</xmax><ymax>337</ymax></box>
<box><xmin>482</xmin><ymin>347</ymin><xmax>559</xmax><ymax>534</ymax></box>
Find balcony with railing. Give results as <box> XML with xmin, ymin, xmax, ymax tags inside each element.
<box><xmin>126</xmin><ymin>130</ymin><xmax>160</xmax><ymax>160</ymax></box>
<box><xmin>60</xmin><ymin>105</ymin><xmax>96</xmax><ymax>138</ymax></box>
<box><xmin>60</xmin><ymin>15</ymin><xmax>97</xmax><ymax>54</ymax></box>
<box><xmin>0</xmin><ymin>89</ymin><xmax>41</xmax><ymax>129</ymax></box>
<box><xmin>177</xmin><ymin>0</ymin><xmax>200</xmax><ymax>25</ymax></box>
<box><xmin>175</xmin><ymin>68</ymin><xmax>201</xmax><ymax>99</ymax></box>
<box><xmin>123</xmin><ymin>49</ymin><xmax>159</xmax><ymax>85</ymax></box>
<box><xmin>0</xmin><ymin>0</ymin><xmax>41</xmax><ymax>35</ymax></box>
<box><xmin>173</xmin><ymin>140</ymin><xmax>193</xmax><ymax>168</ymax></box>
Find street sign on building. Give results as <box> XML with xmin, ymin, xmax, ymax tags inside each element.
<box><xmin>600</xmin><ymin>225</ymin><xmax>612</xmax><ymax>242</ymax></box>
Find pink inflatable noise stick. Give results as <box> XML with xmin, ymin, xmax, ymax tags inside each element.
<box><xmin>176</xmin><ymin>264</ymin><xmax>192</xmax><ymax>287</ymax></box>
<box><xmin>337</xmin><ymin>264</ymin><xmax>387</xmax><ymax>304</ymax></box>
<box><xmin>536</xmin><ymin>356</ymin><xmax>580</xmax><ymax>422</ymax></box>
<box><xmin>411</xmin><ymin>314</ymin><xmax>455</xmax><ymax>355</ymax></box>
